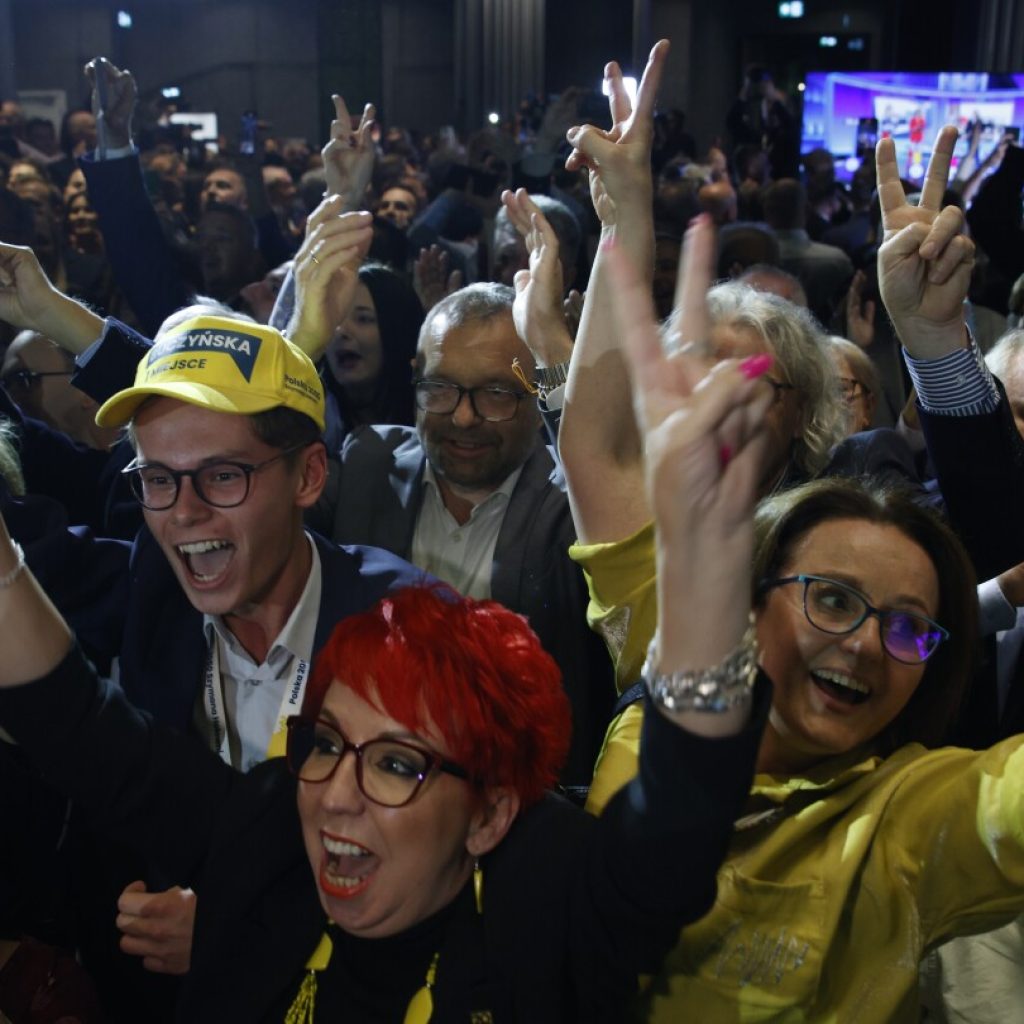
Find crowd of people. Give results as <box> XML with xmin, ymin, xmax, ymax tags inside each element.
<box><xmin>2</xmin><ymin>33</ymin><xmax>1024</xmax><ymax>1024</ymax></box>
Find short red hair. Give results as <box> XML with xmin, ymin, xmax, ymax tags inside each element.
<box><xmin>305</xmin><ymin>586</ymin><xmax>571</xmax><ymax>807</ymax></box>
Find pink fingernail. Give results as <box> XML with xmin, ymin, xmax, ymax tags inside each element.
<box><xmin>719</xmin><ymin>444</ymin><xmax>733</xmax><ymax>467</ymax></box>
<box><xmin>600</xmin><ymin>237</ymin><xmax>617</xmax><ymax>254</ymax></box>
<box><xmin>739</xmin><ymin>353</ymin><xmax>774</xmax><ymax>379</ymax></box>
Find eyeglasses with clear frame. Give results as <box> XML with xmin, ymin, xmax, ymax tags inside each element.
<box><xmin>413</xmin><ymin>379</ymin><xmax>529</xmax><ymax>422</ymax></box>
<box><xmin>760</xmin><ymin>574</ymin><xmax>949</xmax><ymax>664</ymax></box>
<box><xmin>121</xmin><ymin>443</ymin><xmax>306</xmax><ymax>511</ymax></box>
<box><xmin>284</xmin><ymin>715</ymin><xmax>469</xmax><ymax>807</ymax></box>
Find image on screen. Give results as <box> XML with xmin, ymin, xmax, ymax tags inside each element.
<box><xmin>801</xmin><ymin>71</ymin><xmax>1024</xmax><ymax>183</ymax></box>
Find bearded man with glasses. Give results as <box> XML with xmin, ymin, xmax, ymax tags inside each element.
<box><xmin>299</xmin><ymin>282</ymin><xmax>616</xmax><ymax>793</ymax></box>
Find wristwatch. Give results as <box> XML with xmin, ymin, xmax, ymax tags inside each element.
<box><xmin>534</xmin><ymin>360</ymin><xmax>570</xmax><ymax>393</ymax></box>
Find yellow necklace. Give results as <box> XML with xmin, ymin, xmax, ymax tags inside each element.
<box><xmin>284</xmin><ymin>930</ymin><xmax>440</xmax><ymax>1024</ymax></box>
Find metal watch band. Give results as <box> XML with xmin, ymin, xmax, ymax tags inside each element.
<box><xmin>534</xmin><ymin>361</ymin><xmax>570</xmax><ymax>391</ymax></box>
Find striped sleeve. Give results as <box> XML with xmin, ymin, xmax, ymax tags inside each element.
<box><xmin>904</xmin><ymin>329</ymin><xmax>1000</xmax><ymax>416</ymax></box>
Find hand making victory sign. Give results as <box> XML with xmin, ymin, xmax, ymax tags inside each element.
<box><xmin>876</xmin><ymin>125</ymin><xmax>975</xmax><ymax>358</ymax></box>
<box><xmin>606</xmin><ymin>229</ymin><xmax>772</xmax><ymax>720</ymax></box>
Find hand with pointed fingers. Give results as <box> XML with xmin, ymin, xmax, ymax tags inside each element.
<box><xmin>286</xmin><ymin>196</ymin><xmax>373</xmax><ymax>359</ymax></box>
<box><xmin>116</xmin><ymin>881</ymin><xmax>195</xmax><ymax>975</ymax></box>
<box><xmin>322</xmin><ymin>95</ymin><xmax>376</xmax><ymax>210</ymax></box>
<box><xmin>564</xmin><ymin>40</ymin><xmax>669</xmax><ymax>226</ymax></box>
<box><xmin>845</xmin><ymin>270</ymin><xmax>876</xmax><ymax>350</ymax></box>
<box><xmin>607</xmin><ymin>229</ymin><xmax>773</xmax><ymax>685</ymax></box>
<box><xmin>84</xmin><ymin>57</ymin><xmax>137</xmax><ymax>151</ymax></box>
<box><xmin>876</xmin><ymin>125</ymin><xmax>974</xmax><ymax>356</ymax></box>
<box><xmin>662</xmin><ymin>213</ymin><xmax>716</xmax><ymax>361</ymax></box>
<box><xmin>413</xmin><ymin>245</ymin><xmax>462</xmax><ymax>313</ymax></box>
<box><xmin>611</xmin><ymin>228</ymin><xmax>771</xmax><ymax>547</ymax></box>
<box><xmin>504</xmin><ymin>189</ymin><xmax>572</xmax><ymax>367</ymax></box>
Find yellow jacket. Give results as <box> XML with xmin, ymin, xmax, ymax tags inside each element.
<box><xmin>572</xmin><ymin>525</ymin><xmax>1024</xmax><ymax>1022</ymax></box>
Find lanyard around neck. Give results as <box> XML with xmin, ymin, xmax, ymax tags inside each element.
<box><xmin>203</xmin><ymin>639</ymin><xmax>310</xmax><ymax>766</ymax></box>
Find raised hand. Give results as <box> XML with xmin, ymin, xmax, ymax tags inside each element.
<box><xmin>0</xmin><ymin>243</ymin><xmax>103</xmax><ymax>352</ymax></box>
<box><xmin>286</xmin><ymin>196</ymin><xmax>373</xmax><ymax>359</ymax></box>
<box><xmin>563</xmin><ymin>289</ymin><xmax>584</xmax><ymax>339</ymax></box>
<box><xmin>503</xmin><ymin>189</ymin><xmax>573</xmax><ymax>368</ymax></box>
<box><xmin>565</xmin><ymin>40</ymin><xmax>669</xmax><ymax>226</ymax></box>
<box><xmin>845</xmin><ymin>270</ymin><xmax>876</xmax><ymax>350</ymax></box>
<box><xmin>535</xmin><ymin>86</ymin><xmax>585</xmax><ymax>150</ymax></box>
<box><xmin>412</xmin><ymin>245</ymin><xmax>463</xmax><ymax>313</ymax></box>
<box><xmin>84</xmin><ymin>57</ymin><xmax>137</xmax><ymax>151</ymax></box>
<box><xmin>607</xmin><ymin>228</ymin><xmax>771</xmax><ymax>708</ymax></box>
<box><xmin>876</xmin><ymin>125</ymin><xmax>974</xmax><ymax>357</ymax></box>
<box><xmin>322</xmin><ymin>95</ymin><xmax>376</xmax><ymax>211</ymax></box>
<box><xmin>116</xmin><ymin>881</ymin><xmax>196</xmax><ymax>975</ymax></box>
<box><xmin>613</xmin><ymin>224</ymin><xmax>770</xmax><ymax>545</ymax></box>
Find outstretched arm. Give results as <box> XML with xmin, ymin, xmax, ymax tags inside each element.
<box><xmin>80</xmin><ymin>58</ymin><xmax>192</xmax><ymax>334</ymax></box>
<box><xmin>609</xmin><ymin>238</ymin><xmax>772</xmax><ymax>737</ymax></box>
<box><xmin>0</xmin><ymin>511</ymin><xmax>71</xmax><ymax>686</ymax></box>
<box><xmin>878</xmin><ymin>127</ymin><xmax>1024</xmax><ymax>580</ymax></box>
<box><xmin>572</xmin><ymin>238</ymin><xmax>772</xmax><ymax>995</ymax></box>
<box><xmin>0</xmin><ymin>243</ymin><xmax>104</xmax><ymax>354</ymax></box>
<box><xmin>559</xmin><ymin>40</ymin><xmax>668</xmax><ymax>544</ymax></box>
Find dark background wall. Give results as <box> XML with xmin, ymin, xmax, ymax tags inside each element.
<box><xmin>3</xmin><ymin>0</ymin><xmax>1019</xmax><ymax>151</ymax></box>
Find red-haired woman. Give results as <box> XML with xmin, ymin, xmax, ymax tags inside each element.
<box><xmin>0</xmin><ymin>525</ymin><xmax>767</xmax><ymax>1022</ymax></box>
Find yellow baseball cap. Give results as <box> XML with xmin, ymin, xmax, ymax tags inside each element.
<box><xmin>95</xmin><ymin>315</ymin><xmax>326</xmax><ymax>432</ymax></box>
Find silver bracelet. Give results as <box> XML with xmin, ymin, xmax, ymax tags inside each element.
<box><xmin>0</xmin><ymin>541</ymin><xmax>25</xmax><ymax>589</ymax></box>
<box><xmin>643</xmin><ymin>613</ymin><xmax>758</xmax><ymax>713</ymax></box>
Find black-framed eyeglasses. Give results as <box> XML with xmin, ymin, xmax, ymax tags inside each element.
<box><xmin>761</xmin><ymin>574</ymin><xmax>948</xmax><ymax>665</ymax></box>
<box><xmin>1</xmin><ymin>369</ymin><xmax>74</xmax><ymax>392</ymax></box>
<box><xmin>414</xmin><ymin>379</ymin><xmax>528</xmax><ymax>423</ymax></box>
<box><xmin>285</xmin><ymin>715</ymin><xmax>469</xmax><ymax>807</ymax></box>
<box><xmin>765</xmin><ymin>378</ymin><xmax>796</xmax><ymax>402</ymax></box>
<box><xmin>837</xmin><ymin>377</ymin><xmax>866</xmax><ymax>400</ymax></box>
<box><xmin>121</xmin><ymin>444</ymin><xmax>306</xmax><ymax>511</ymax></box>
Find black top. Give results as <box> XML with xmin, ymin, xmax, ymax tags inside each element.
<box><xmin>0</xmin><ymin>646</ymin><xmax>769</xmax><ymax>1022</ymax></box>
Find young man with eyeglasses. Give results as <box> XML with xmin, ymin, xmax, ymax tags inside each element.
<box><xmin>0</xmin><ymin>240</ymin><xmax>426</xmax><ymax>1019</ymax></box>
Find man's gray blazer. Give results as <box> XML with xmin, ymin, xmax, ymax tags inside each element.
<box><xmin>313</xmin><ymin>425</ymin><xmax>616</xmax><ymax>787</ymax></box>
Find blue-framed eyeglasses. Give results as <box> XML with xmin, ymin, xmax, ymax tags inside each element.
<box><xmin>760</xmin><ymin>574</ymin><xmax>948</xmax><ymax>664</ymax></box>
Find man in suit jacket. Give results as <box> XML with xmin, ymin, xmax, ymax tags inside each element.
<box><xmin>0</xmin><ymin>250</ymin><xmax>427</xmax><ymax>1019</ymax></box>
<box><xmin>313</xmin><ymin>283</ymin><xmax>614</xmax><ymax>788</ymax></box>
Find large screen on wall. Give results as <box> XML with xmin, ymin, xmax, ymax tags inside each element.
<box><xmin>801</xmin><ymin>71</ymin><xmax>1024</xmax><ymax>182</ymax></box>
